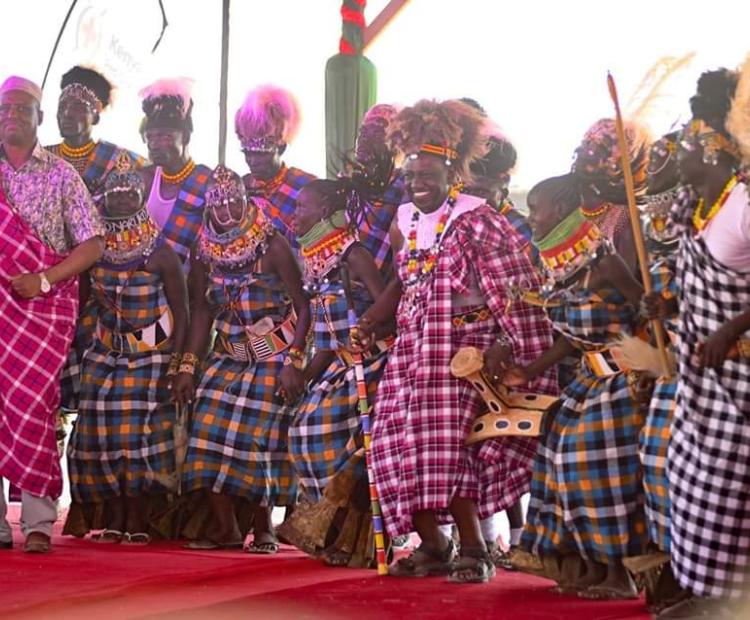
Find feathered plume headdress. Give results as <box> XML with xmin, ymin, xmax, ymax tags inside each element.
<box><xmin>727</xmin><ymin>54</ymin><xmax>750</xmax><ymax>166</ymax></box>
<box><xmin>387</xmin><ymin>99</ymin><xmax>488</xmax><ymax>183</ymax></box>
<box><xmin>139</xmin><ymin>77</ymin><xmax>195</xmax><ymax>133</ymax></box>
<box><xmin>235</xmin><ymin>84</ymin><xmax>301</xmax><ymax>151</ymax></box>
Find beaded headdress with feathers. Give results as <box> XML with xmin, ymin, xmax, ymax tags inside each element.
<box><xmin>235</xmin><ymin>84</ymin><xmax>301</xmax><ymax>151</ymax></box>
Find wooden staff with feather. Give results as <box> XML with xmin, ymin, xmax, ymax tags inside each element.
<box><xmin>340</xmin><ymin>264</ymin><xmax>389</xmax><ymax>576</ymax></box>
<box><xmin>607</xmin><ymin>72</ymin><xmax>673</xmax><ymax>378</ymax></box>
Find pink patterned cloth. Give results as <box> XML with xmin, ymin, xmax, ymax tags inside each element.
<box><xmin>371</xmin><ymin>198</ymin><xmax>558</xmax><ymax>537</ymax></box>
<box><xmin>0</xmin><ymin>192</ymin><xmax>78</xmax><ymax>498</ymax></box>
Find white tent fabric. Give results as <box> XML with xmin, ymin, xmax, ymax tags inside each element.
<box><xmin>1</xmin><ymin>0</ymin><xmax>749</xmax><ymax>189</ymax></box>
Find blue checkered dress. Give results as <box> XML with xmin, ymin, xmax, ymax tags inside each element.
<box><xmin>67</xmin><ymin>265</ymin><xmax>175</xmax><ymax>504</ymax></box>
<box><xmin>522</xmin><ymin>287</ymin><xmax>647</xmax><ymax>563</ymax></box>
<box><xmin>245</xmin><ymin>165</ymin><xmax>316</xmax><ymax>252</ymax></box>
<box><xmin>355</xmin><ymin>174</ymin><xmax>405</xmax><ymax>277</ymax></box>
<box><xmin>289</xmin><ymin>274</ymin><xmax>388</xmax><ymax>501</ymax></box>
<box><xmin>182</xmin><ymin>271</ymin><xmax>297</xmax><ymax>506</ymax></box>
<box><xmin>53</xmin><ymin>141</ymin><xmax>148</xmax><ymax>411</ymax></box>
<box><xmin>640</xmin><ymin>258</ymin><xmax>678</xmax><ymax>553</ymax></box>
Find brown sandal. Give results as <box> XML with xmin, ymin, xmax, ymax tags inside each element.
<box><xmin>447</xmin><ymin>547</ymin><xmax>496</xmax><ymax>584</ymax></box>
<box><xmin>388</xmin><ymin>540</ymin><xmax>456</xmax><ymax>577</ymax></box>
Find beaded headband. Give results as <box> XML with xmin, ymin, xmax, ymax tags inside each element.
<box><xmin>240</xmin><ymin>135</ymin><xmax>282</xmax><ymax>153</ymax></box>
<box><xmin>205</xmin><ymin>164</ymin><xmax>247</xmax><ymax>209</ymax></box>
<box><xmin>680</xmin><ymin>119</ymin><xmax>741</xmax><ymax>165</ymax></box>
<box><xmin>407</xmin><ymin>144</ymin><xmax>458</xmax><ymax>166</ymax></box>
<box><xmin>104</xmin><ymin>152</ymin><xmax>144</xmax><ymax>195</ymax></box>
<box><xmin>60</xmin><ymin>83</ymin><xmax>103</xmax><ymax>112</ymax></box>
<box><xmin>648</xmin><ymin>135</ymin><xmax>677</xmax><ymax>176</ymax></box>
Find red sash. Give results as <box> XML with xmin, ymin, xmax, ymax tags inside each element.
<box><xmin>0</xmin><ymin>189</ymin><xmax>78</xmax><ymax>498</ymax></box>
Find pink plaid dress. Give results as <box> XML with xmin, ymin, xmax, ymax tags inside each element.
<box><xmin>371</xmin><ymin>195</ymin><xmax>557</xmax><ymax>536</ymax></box>
<box><xmin>0</xmin><ymin>192</ymin><xmax>78</xmax><ymax>498</ymax></box>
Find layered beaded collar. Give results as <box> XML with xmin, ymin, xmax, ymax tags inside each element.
<box><xmin>299</xmin><ymin>210</ymin><xmax>357</xmax><ymax>291</ymax></box>
<box><xmin>535</xmin><ymin>207</ymin><xmax>607</xmax><ymax>288</ymax></box>
<box><xmin>198</xmin><ymin>203</ymin><xmax>274</xmax><ymax>272</ymax></box>
<box><xmin>102</xmin><ymin>206</ymin><xmax>160</xmax><ymax>267</ymax></box>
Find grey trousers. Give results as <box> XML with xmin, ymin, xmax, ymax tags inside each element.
<box><xmin>0</xmin><ymin>481</ymin><xmax>57</xmax><ymax>540</ymax></box>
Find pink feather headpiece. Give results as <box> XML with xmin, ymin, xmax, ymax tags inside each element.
<box><xmin>235</xmin><ymin>84</ymin><xmax>301</xmax><ymax>150</ymax></box>
<box><xmin>139</xmin><ymin>77</ymin><xmax>194</xmax><ymax>117</ymax></box>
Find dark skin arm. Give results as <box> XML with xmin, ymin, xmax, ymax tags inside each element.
<box><xmin>306</xmin><ymin>245</ymin><xmax>387</xmax><ymax>386</ymax></box>
<box><xmin>502</xmin><ymin>253</ymin><xmax>643</xmax><ymax>386</ymax></box>
<box><xmin>263</xmin><ymin>234</ymin><xmax>311</xmax><ymax>403</ymax></box>
<box><xmin>11</xmin><ymin>237</ymin><xmax>104</xmax><ymax>298</ymax></box>
<box><xmin>699</xmin><ymin>308</ymin><xmax>750</xmax><ymax>369</ymax></box>
<box><xmin>357</xmin><ymin>220</ymin><xmax>403</xmax><ymax>335</ymax></box>
<box><xmin>145</xmin><ymin>243</ymin><xmax>189</xmax><ymax>359</ymax></box>
<box><xmin>172</xmin><ymin>253</ymin><xmax>214</xmax><ymax>405</ymax></box>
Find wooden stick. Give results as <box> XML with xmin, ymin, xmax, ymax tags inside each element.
<box><xmin>341</xmin><ymin>265</ymin><xmax>389</xmax><ymax>576</ymax></box>
<box><xmin>363</xmin><ymin>0</ymin><xmax>411</xmax><ymax>51</ymax></box>
<box><xmin>607</xmin><ymin>72</ymin><xmax>673</xmax><ymax>377</ymax></box>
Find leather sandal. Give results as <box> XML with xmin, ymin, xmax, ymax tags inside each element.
<box><xmin>388</xmin><ymin>539</ymin><xmax>456</xmax><ymax>577</ymax></box>
<box><xmin>447</xmin><ymin>547</ymin><xmax>496</xmax><ymax>584</ymax></box>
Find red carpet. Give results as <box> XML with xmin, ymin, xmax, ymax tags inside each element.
<box><xmin>1</xmin><ymin>507</ymin><xmax>650</xmax><ymax>620</ymax></box>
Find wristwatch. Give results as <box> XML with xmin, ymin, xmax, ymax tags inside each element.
<box><xmin>39</xmin><ymin>272</ymin><xmax>51</xmax><ymax>294</ymax></box>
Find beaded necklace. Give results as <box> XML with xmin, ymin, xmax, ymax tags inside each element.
<box><xmin>299</xmin><ymin>210</ymin><xmax>357</xmax><ymax>290</ymax></box>
<box><xmin>692</xmin><ymin>174</ymin><xmax>737</xmax><ymax>232</ymax></box>
<box><xmin>198</xmin><ymin>203</ymin><xmax>273</xmax><ymax>272</ymax></box>
<box><xmin>161</xmin><ymin>159</ymin><xmax>195</xmax><ymax>185</ymax></box>
<box><xmin>247</xmin><ymin>164</ymin><xmax>287</xmax><ymax>197</ymax></box>
<box><xmin>404</xmin><ymin>184</ymin><xmax>461</xmax><ymax>286</ymax></box>
<box><xmin>57</xmin><ymin>140</ymin><xmax>96</xmax><ymax>177</ymax></box>
<box><xmin>535</xmin><ymin>207</ymin><xmax>605</xmax><ymax>286</ymax></box>
<box><xmin>102</xmin><ymin>206</ymin><xmax>160</xmax><ymax>266</ymax></box>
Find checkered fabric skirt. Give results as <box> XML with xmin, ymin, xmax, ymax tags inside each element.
<box><xmin>372</xmin><ymin>313</ymin><xmax>537</xmax><ymax>537</ymax></box>
<box><xmin>640</xmin><ymin>376</ymin><xmax>675</xmax><ymax>553</ymax></box>
<box><xmin>289</xmin><ymin>350</ymin><xmax>388</xmax><ymax>501</ymax></box>
<box><xmin>68</xmin><ymin>343</ymin><xmax>175</xmax><ymax>503</ymax></box>
<box><xmin>59</xmin><ymin>300</ymin><xmax>97</xmax><ymax>411</ymax></box>
<box><xmin>669</xmin><ymin>232</ymin><xmax>750</xmax><ymax>599</ymax></box>
<box><xmin>182</xmin><ymin>351</ymin><xmax>297</xmax><ymax>506</ymax></box>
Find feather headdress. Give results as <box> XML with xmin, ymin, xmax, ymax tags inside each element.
<box><xmin>234</xmin><ymin>84</ymin><xmax>301</xmax><ymax>149</ymax></box>
<box><xmin>387</xmin><ymin>99</ymin><xmax>488</xmax><ymax>183</ymax></box>
<box><xmin>139</xmin><ymin>77</ymin><xmax>194</xmax><ymax>133</ymax></box>
<box><xmin>60</xmin><ymin>65</ymin><xmax>114</xmax><ymax>111</ymax></box>
<box><xmin>727</xmin><ymin>53</ymin><xmax>750</xmax><ymax>165</ymax></box>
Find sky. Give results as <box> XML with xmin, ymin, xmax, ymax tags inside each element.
<box><xmin>1</xmin><ymin>0</ymin><xmax>749</xmax><ymax>191</ymax></box>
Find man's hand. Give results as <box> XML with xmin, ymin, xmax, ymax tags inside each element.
<box><xmin>278</xmin><ymin>365</ymin><xmax>304</xmax><ymax>404</ymax></box>
<box><xmin>483</xmin><ymin>339</ymin><xmax>512</xmax><ymax>384</ymax></box>
<box><xmin>640</xmin><ymin>292</ymin><xmax>668</xmax><ymax>320</ymax></box>
<box><xmin>698</xmin><ymin>323</ymin><xmax>738</xmax><ymax>370</ymax></box>
<box><xmin>10</xmin><ymin>273</ymin><xmax>42</xmax><ymax>298</ymax></box>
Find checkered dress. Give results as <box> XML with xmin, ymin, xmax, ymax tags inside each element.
<box><xmin>160</xmin><ymin>164</ymin><xmax>211</xmax><ymax>270</ymax></box>
<box><xmin>55</xmin><ymin>141</ymin><xmax>148</xmax><ymax>412</ymax></box>
<box><xmin>371</xmin><ymin>199</ymin><xmax>557</xmax><ymax>537</ymax></box>
<box><xmin>181</xmin><ymin>271</ymin><xmax>297</xmax><ymax>506</ymax></box>
<box><xmin>355</xmin><ymin>175</ymin><xmax>405</xmax><ymax>276</ymax></box>
<box><xmin>640</xmin><ymin>257</ymin><xmax>678</xmax><ymax>553</ymax></box>
<box><xmin>289</xmin><ymin>276</ymin><xmax>387</xmax><ymax>500</ymax></box>
<box><xmin>245</xmin><ymin>166</ymin><xmax>316</xmax><ymax>252</ymax></box>
<box><xmin>67</xmin><ymin>266</ymin><xmax>175</xmax><ymax>503</ymax></box>
<box><xmin>669</xmin><ymin>230</ymin><xmax>750</xmax><ymax>599</ymax></box>
<box><xmin>522</xmin><ymin>287</ymin><xmax>648</xmax><ymax>563</ymax></box>
<box><xmin>0</xmin><ymin>195</ymin><xmax>78</xmax><ymax>498</ymax></box>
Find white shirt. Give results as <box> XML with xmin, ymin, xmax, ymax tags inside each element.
<box><xmin>701</xmin><ymin>181</ymin><xmax>750</xmax><ymax>273</ymax></box>
<box><xmin>146</xmin><ymin>167</ymin><xmax>177</xmax><ymax>231</ymax></box>
<box><xmin>396</xmin><ymin>192</ymin><xmax>485</xmax><ymax>249</ymax></box>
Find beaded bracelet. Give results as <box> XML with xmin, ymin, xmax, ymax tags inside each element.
<box><xmin>178</xmin><ymin>362</ymin><xmax>196</xmax><ymax>376</ymax></box>
<box><xmin>167</xmin><ymin>352</ymin><xmax>182</xmax><ymax>377</ymax></box>
<box><xmin>288</xmin><ymin>346</ymin><xmax>305</xmax><ymax>361</ymax></box>
<box><xmin>496</xmin><ymin>333</ymin><xmax>514</xmax><ymax>350</ymax></box>
<box><xmin>284</xmin><ymin>355</ymin><xmax>304</xmax><ymax>370</ymax></box>
<box><xmin>182</xmin><ymin>351</ymin><xmax>200</xmax><ymax>365</ymax></box>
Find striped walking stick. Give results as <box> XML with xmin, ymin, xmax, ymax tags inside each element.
<box><xmin>340</xmin><ymin>265</ymin><xmax>389</xmax><ymax>575</ymax></box>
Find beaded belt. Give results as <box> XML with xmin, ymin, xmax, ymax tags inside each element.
<box><xmin>451</xmin><ymin>306</ymin><xmax>492</xmax><ymax>328</ymax></box>
<box><xmin>218</xmin><ymin>312</ymin><xmax>296</xmax><ymax>362</ymax></box>
<box><xmin>97</xmin><ymin>309</ymin><xmax>173</xmax><ymax>354</ymax></box>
